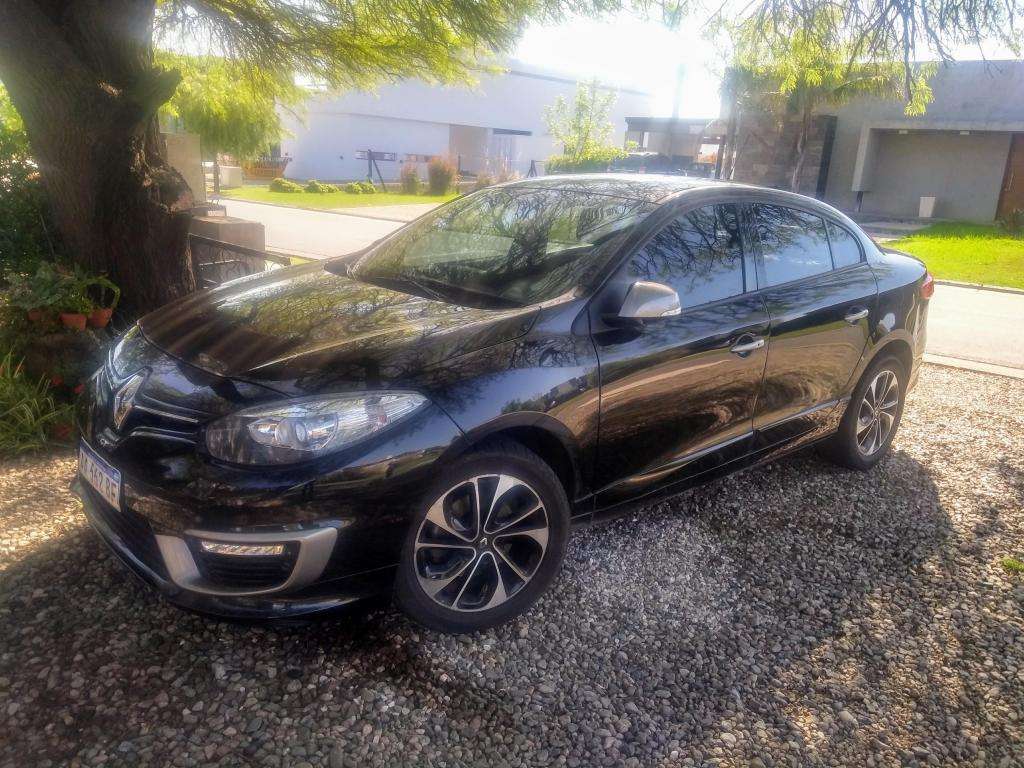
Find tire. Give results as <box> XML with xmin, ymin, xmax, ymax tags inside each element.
<box><xmin>395</xmin><ymin>438</ymin><xmax>570</xmax><ymax>633</ymax></box>
<box><xmin>823</xmin><ymin>354</ymin><xmax>907</xmax><ymax>470</ymax></box>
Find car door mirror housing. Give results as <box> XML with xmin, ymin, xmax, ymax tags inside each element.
<box><xmin>617</xmin><ymin>280</ymin><xmax>681</xmax><ymax>320</ymax></box>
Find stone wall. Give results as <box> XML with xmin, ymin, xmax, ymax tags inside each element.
<box><xmin>723</xmin><ymin>111</ymin><xmax>836</xmax><ymax>198</ymax></box>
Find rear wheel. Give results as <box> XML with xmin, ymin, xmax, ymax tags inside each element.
<box><xmin>395</xmin><ymin>439</ymin><xmax>569</xmax><ymax>633</ymax></box>
<box><xmin>824</xmin><ymin>355</ymin><xmax>907</xmax><ymax>470</ymax></box>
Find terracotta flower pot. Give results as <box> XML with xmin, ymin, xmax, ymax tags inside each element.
<box><xmin>88</xmin><ymin>307</ymin><xmax>113</xmax><ymax>328</ymax></box>
<box><xmin>60</xmin><ymin>312</ymin><xmax>87</xmax><ymax>331</ymax></box>
<box><xmin>26</xmin><ymin>308</ymin><xmax>44</xmax><ymax>323</ymax></box>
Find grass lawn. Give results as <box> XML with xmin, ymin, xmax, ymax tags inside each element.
<box><xmin>221</xmin><ymin>184</ymin><xmax>458</xmax><ymax>209</ymax></box>
<box><xmin>888</xmin><ymin>222</ymin><xmax>1024</xmax><ymax>290</ymax></box>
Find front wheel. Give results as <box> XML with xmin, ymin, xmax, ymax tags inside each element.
<box><xmin>824</xmin><ymin>355</ymin><xmax>907</xmax><ymax>470</ymax></box>
<box><xmin>395</xmin><ymin>439</ymin><xmax>569</xmax><ymax>633</ymax></box>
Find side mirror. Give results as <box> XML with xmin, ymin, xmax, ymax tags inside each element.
<box><xmin>617</xmin><ymin>280</ymin><xmax>681</xmax><ymax>320</ymax></box>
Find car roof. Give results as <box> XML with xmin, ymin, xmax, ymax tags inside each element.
<box><xmin>502</xmin><ymin>173</ymin><xmax>843</xmax><ymax>216</ymax></box>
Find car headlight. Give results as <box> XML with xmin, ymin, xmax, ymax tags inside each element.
<box><xmin>205</xmin><ymin>392</ymin><xmax>428</xmax><ymax>465</ymax></box>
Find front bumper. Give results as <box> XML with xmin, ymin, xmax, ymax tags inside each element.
<box><xmin>73</xmin><ymin>478</ymin><xmax>394</xmax><ymax>619</ymax></box>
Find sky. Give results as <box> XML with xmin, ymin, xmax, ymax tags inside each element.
<box><xmin>514</xmin><ymin>12</ymin><xmax>727</xmax><ymax>119</ymax></box>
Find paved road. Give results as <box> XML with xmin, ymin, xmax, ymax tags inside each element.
<box><xmin>221</xmin><ymin>199</ymin><xmax>400</xmax><ymax>259</ymax></box>
<box><xmin>927</xmin><ymin>283</ymin><xmax>1024</xmax><ymax>369</ymax></box>
<box><xmin>221</xmin><ymin>200</ymin><xmax>1024</xmax><ymax>371</ymax></box>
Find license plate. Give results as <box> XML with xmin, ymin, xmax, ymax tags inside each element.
<box><xmin>79</xmin><ymin>441</ymin><xmax>122</xmax><ymax>511</ymax></box>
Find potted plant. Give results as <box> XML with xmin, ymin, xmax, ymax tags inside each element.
<box><xmin>85</xmin><ymin>275</ymin><xmax>120</xmax><ymax>328</ymax></box>
<box><xmin>7</xmin><ymin>263</ymin><xmax>65</xmax><ymax>325</ymax></box>
<box><xmin>58</xmin><ymin>280</ymin><xmax>93</xmax><ymax>331</ymax></box>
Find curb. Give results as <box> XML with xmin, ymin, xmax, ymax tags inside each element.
<box><xmin>934</xmin><ymin>279</ymin><xmax>1024</xmax><ymax>296</ymax></box>
<box><xmin>923</xmin><ymin>353</ymin><xmax>1024</xmax><ymax>380</ymax></box>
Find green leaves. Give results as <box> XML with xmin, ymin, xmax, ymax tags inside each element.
<box><xmin>0</xmin><ymin>352</ymin><xmax>73</xmax><ymax>457</ymax></box>
<box><xmin>544</xmin><ymin>80</ymin><xmax>626</xmax><ymax>170</ymax></box>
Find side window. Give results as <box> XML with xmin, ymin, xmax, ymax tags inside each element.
<box><xmin>753</xmin><ymin>204</ymin><xmax>832</xmax><ymax>286</ymax></box>
<box><xmin>826</xmin><ymin>220</ymin><xmax>864</xmax><ymax>268</ymax></box>
<box><xmin>628</xmin><ymin>204</ymin><xmax>746</xmax><ymax>307</ymax></box>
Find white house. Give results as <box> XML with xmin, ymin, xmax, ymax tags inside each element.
<box><xmin>278</xmin><ymin>61</ymin><xmax>653</xmax><ymax>182</ymax></box>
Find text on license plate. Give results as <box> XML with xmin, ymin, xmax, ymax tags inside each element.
<box><xmin>79</xmin><ymin>441</ymin><xmax>121</xmax><ymax>511</ymax></box>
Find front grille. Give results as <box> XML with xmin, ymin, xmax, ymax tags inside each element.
<box><xmin>190</xmin><ymin>542</ymin><xmax>299</xmax><ymax>590</ymax></box>
<box><xmin>88</xmin><ymin>491</ymin><xmax>168</xmax><ymax>579</ymax></box>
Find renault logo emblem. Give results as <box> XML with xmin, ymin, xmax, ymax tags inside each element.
<box><xmin>113</xmin><ymin>372</ymin><xmax>145</xmax><ymax>431</ymax></box>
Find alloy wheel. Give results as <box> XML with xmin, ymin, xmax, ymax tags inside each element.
<box><xmin>414</xmin><ymin>474</ymin><xmax>549</xmax><ymax>612</ymax></box>
<box><xmin>856</xmin><ymin>369</ymin><xmax>900</xmax><ymax>456</ymax></box>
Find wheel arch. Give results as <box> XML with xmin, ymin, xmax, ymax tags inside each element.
<box><xmin>441</xmin><ymin>413</ymin><xmax>582</xmax><ymax>504</ymax></box>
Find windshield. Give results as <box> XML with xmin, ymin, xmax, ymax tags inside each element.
<box><xmin>348</xmin><ymin>186</ymin><xmax>656</xmax><ymax>307</ymax></box>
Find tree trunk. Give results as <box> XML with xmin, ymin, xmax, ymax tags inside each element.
<box><xmin>789</xmin><ymin>103</ymin><xmax>812</xmax><ymax>193</ymax></box>
<box><xmin>0</xmin><ymin>0</ymin><xmax>195</xmax><ymax>317</ymax></box>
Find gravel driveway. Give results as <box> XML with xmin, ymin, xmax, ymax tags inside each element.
<box><xmin>1</xmin><ymin>365</ymin><xmax>1022</xmax><ymax>768</ymax></box>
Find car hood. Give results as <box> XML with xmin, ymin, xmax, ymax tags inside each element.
<box><xmin>140</xmin><ymin>262</ymin><xmax>537</xmax><ymax>392</ymax></box>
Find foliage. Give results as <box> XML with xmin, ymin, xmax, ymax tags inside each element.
<box><xmin>427</xmin><ymin>156</ymin><xmax>459</xmax><ymax>195</ymax></box>
<box><xmin>725</xmin><ymin>8</ymin><xmax>934</xmax><ymax>189</ymax></box>
<box><xmin>473</xmin><ymin>172</ymin><xmax>495</xmax><ymax>191</ymax></box>
<box><xmin>358</xmin><ymin>181</ymin><xmax>377</xmax><ymax>194</ymax></box>
<box><xmin>158</xmin><ymin>52</ymin><xmax>305</xmax><ymax>162</ymax></box>
<box><xmin>6</xmin><ymin>262</ymin><xmax>118</xmax><ymax>318</ymax></box>
<box><xmin>269</xmin><ymin>177</ymin><xmax>303</xmax><ymax>193</ymax></box>
<box><xmin>730</xmin><ymin>10</ymin><xmax>935</xmax><ymax>115</ymax></box>
<box><xmin>544</xmin><ymin>80</ymin><xmax>627</xmax><ymax>170</ymax></box>
<box><xmin>0</xmin><ymin>351</ymin><xmax>73</xmax><ymax>456</ymax></box>
<box><xmin>888</xmin><ymin>222</ymin><xmax>1024</xmax><ymax>290</ymax></box>
<box><xmin>998</xmin><ymin>209</ymin><xmax>1024</xmax><ymax>235</ymax></box>
<box><xmin>1002</xmin><ymin>556</ymin><xmax>1024</xmax><ymax>574</ymax></box>
<box><xmin>344</xmin><ymin>182</ymin><xmax>364</xmax><ymax>194</ymax></box>
<box><xmin>400</xmin><ymin>163</ymin><xmax>421</xmax><ymax>195</ymax></box>
<box><xmin>0</xmin><ymin>84</ymin><xmax>59</xmax><ymax>276</ymax></box>
<box><xmin>305</xmin><ymin>179</ymin><xmax>340</xmax><ymax>193</ymax></box>
<box><xmin>546</xmin><ymin>146</ymin><xmax>627</xmax><ymax>174</ymax></box>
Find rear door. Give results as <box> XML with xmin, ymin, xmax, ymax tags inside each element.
<box><xmin>592</xmin><ymin>202</ymin><xmax>769</xmax><ymax>510</ymax></box>
<box><xmin>748</xmin><ymin>203</ymin><xmax>878</xmax><ymax>446</ymax></box>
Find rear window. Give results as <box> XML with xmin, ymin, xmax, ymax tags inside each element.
<box><xmin>827</xmin><ymin>221</ymin><xmax>864</xmax><ymax>268</ymax></box>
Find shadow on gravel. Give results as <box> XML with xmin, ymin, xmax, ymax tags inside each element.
<box><xmin>1</xmin><ymin>446</ymin><xmax>1017</xmax><ymax>767</ymax></box>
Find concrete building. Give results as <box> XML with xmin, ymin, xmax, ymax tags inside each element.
<box><xmin>821</xmin><ymin>61</ymin><xmax>1024</xmax><ymax>221</ymax></box>
<box><xmin>722</xmin><ymin>60</ymin><xmax>1024</xmax><ymax>222</ymax></box>
<box><xmin>279</xmin><ymin>62</ymin><xmax>653</xmax><ymax>183</ymax></box>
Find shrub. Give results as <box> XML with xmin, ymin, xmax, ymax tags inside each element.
<box><xmin>546</xmin><ymin>146</ymin><xmax>627</xmax><ymax>174</ymax></box>
<box><xmin>427</xmin><ymin>156</ymin><xmax>459</xmax><ymax>195</ymax></box>
<box><xmin>269</xmin><ymin>177</ymin><xmax>303</xmax><ymax>193</ymax></box>
<box><xmin>358</xmin><ymin>181</ymin><xmax>376</xmax><ymax>194</ymax></box>
<box><xmin>999</xmin><ymin>209</ymin><xmax>1024</xmax><ymax>236</ymax></box>
<box><xmin>343</xmin><ymin>182</ymin><xmax>363</xmax><ymax>194</ymax></box>
<box><xmin>1</xmin><ymin>86</ymin><xmax>62</xmax><ymax>277</ymax></box>
<box><xmin>399</xmin><ymin>163</ymin><xmax>420</xmax><ymax>194</ymax></box>
<box><xmin>0</xmin><ymin>351</ymin><xmax>74</xmax><ymax>456</ymax></box>
<box><xmin>304</xmin><ymin>179</ymin><xmax>340</xmax><ymax>193</ymax></box>
<box><xmin>472</xmin><ymin>172</ymin><xmax>495</xmax><ymax>191</ymax></box>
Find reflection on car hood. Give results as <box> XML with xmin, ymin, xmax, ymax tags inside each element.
<box><xmin>140</xmin><ymin>262</ymin><xmax>537</xmax><ymax>391</ymax></box>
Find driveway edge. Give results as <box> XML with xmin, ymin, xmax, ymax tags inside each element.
<box><xmin>934</xmin><ymin>279</ymin><xmax>1024</xmax><ymax>296</ymax></box>
<box><xmin>924</xmin><ymin>353</ymin><xmax>1024</xmax><ymax>380</ymax></box>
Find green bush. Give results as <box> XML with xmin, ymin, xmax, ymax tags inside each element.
<box><xmin>546</xmin><ymin>146</ymin><xmax>626</xmax><ymax>174</ymax></box>
<box><xmin>343</xmin><ymin>182</ymin><xmax>363</xmax><ymax>194</ymax></box>
<box><xmin>399</xmin><ymin>163</ymin><xmax>420</xmax><ymax>194</ymax></box>
<box><xmin>999</xmin><ymin>209</ymin><xmax>1024</xmax><ymax>236</ymax></box>
<box><xmin>1</xmin><ymin>86</ymin><xmax>62</xmax><ymax>277</ymax></box>
<box><xmin>304</xmin><ymin>179</ymin><xmax>340</xmax><ymax>193</ymax></box>
<box><xmin>358</xmin><ymin>181</ymin><xmax>376</xmax><ymax>194</ymax></box>
<box><xmin>269</xmin><ymin>177</ymin><xmax>303</xmax><ymax>193</ymax></box>
<box><xmin>0</xmin><ymin>351</ymin><xmax>73</xmax><ymax>456</ymax></box>
<box><xmin>427</xmin><ymin>156</ymin><xmax>459</xmax><ymax>195</ymax></box>
<box><xmin>472</xmin><ymin>172</ymin><xmax>495</xmax><ymax>191</ymax></box>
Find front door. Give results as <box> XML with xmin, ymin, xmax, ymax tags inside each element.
<box><xmin>749</xmin><ymin>203</ymin><xmax>877</xmax><ymax>446</ymax></box>
<box><xmin>592</xmin><ymin>203</ymin><xmax>769</xmax><ymax>511</ymax></box>
<box><xmin>998</xmin><ymin>134</ymin><xmax>1024</xmax><ymax>220</ymax></box>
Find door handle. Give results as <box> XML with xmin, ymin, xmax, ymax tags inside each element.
<box><xmin>844</xmin><ymin>307</ymin><xmax>869</xmax><ymax>324</ymax></box>
<box><xmin>730</xmin><ymin>336</ymin><xmax>765</xmax><ymax>356</ymax></box>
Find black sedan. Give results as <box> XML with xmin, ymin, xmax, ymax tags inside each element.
<box><xmin>74</xmin><ymin>175</ymin><xmax>932</xmax><ymax>633</ymax></box>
